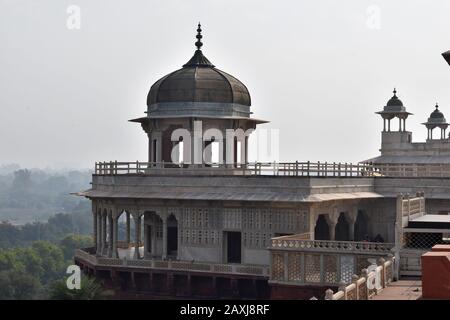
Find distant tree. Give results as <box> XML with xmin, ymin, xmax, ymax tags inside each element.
<box><xmin>49</xmin><ymin>276</ymin><xmax>113</xmax><ymax>300</ymax></box>
<box><xmin>47</xmin><ymin>213</ymin><xmax>76</xmax><ymax>236</ymax></box>
<box><xmin>1</xmin><ymin>270</ymin><xmax>41</xmax><ymax>299</ymax></box>
<box><xmin>40</xmin><ymin>176</ymin><xmax>69</xmax><ymax>193</ymax></box>
<box><xmin>0</xmin><ymin>263</ymin><xmax>41</xmax><ymax>299</ymax></box>
<box><xmin>0</xmin><ymin>249</ymin><xmax>24</xmax><ymax>272</ymax></box>
<box><xmin>14</xmin><ymin>247</ymin><xmax>45</xmax><ymax>280</ymax></box>
<box><xmin>11</xmin><ymin>169</ymin><xmax>32</xmax><ymax>192</ymax></box>
<box><xmin>31</xmin><ymin>241</ymin><xmax>65</xmax><ymax>282</ymax></box>
<box><xmin>19</xmin><ymin>221</ymin><xmax>45</xmax><ymax>243</ymax></box>
<box><xmin>59</xmin><ymin>234</ymin><xmax>93</xmax><ymax>261</ymax></box>
<box><xmin>0</xmin><ymin>164</ymin><xmax>20</xmax><ymax>175</ymax></box>
<box><xmin>0</xmin><ymin>271</ymin><xmax>14</xmax><ymax>298</ymax></box>
<box><xmin>0</xmin><ymin>222</ymin><xmax>21</xmax><ymax>248</ymax></box>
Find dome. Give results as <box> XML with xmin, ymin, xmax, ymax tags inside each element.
<box><xmin>428</xmin><ymin>104</ymin><xmax>446</xmax><ymax>123</ymax></box>
<box><xmin>384</xmin><ymin>89</ymin><xmax>405</xmax><ymax>111</ymax></box>
<box><xmin>147</xmin><ymin>25</ymin><xmax>250</xmax><ymax>108</ymax></box>
<box><xmin>443</xmin><ymin>50</ymin><xmax>450</xmax><ymax>66</ymax></box>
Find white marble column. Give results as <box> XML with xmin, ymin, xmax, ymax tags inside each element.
<box><xmin>143</xmin><ymin>218</ymin><xmax>149</xmax><ymax>259</ymax></box>
<box><xmin>101</xmin><ymin>214</ymin><xmax>107</xmax><ymax>255</ymax></box>
<box><xmin>327</xmin><ymin>212</ymin><xmax>339</xmax><ymax>241</ymax></box>
<box><xmin>126</xmin><ymin>212</ymin><xmax>131</xmax><ymax>245</ymax></box>
<box><xmin>96</xmin><ymin>212</ymin><xmax>102</xmax><ymax>254</ymax></box>
<box><xmin>309</xmin><ymin>205</ymin><xmax>317</xmax><ymax>240</ymax></box>
<box><xmin>107</xmin><ymin>215</ymin><xmax>113</xmax><ymax>258</ymax></box>
<box><xmin>162</xmin><ymin>218</ymin><xmax>168</xmax><ymax>260</ymax></box>
<box><xmin>225</xmin><ymin>130</ymin><xmax>235</xmax><ymax>168</ymax></box>
<box><xmin>112</xmin><ymin>215</ymin><xmax>118</xmax><ymax>258</ymax></box>
<box><xmin>329</xmin><ymin>222</ymin><xmax>337</xmax><ymax>241</ymax></box>
<box><xmin>93</xmin><ymin>210</ymin><xmax>97</xmax><ymax>253</ymax></box>
<box><xmin>134</xmin><ymin>215</ymin><xmax>141</xmax><ymax>259</ymax></box>
<box><xmin>346</xmin><ymin>209</ymin><xmax>358</xmax><ymax>241</ymax></box>
<box><xmin>244</xmin><ymin>136</ymin><xmax>249</xmax><ymax>165</ymax></box>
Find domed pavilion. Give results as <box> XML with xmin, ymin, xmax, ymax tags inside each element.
<box><xmin>131</xmin><ymin>23</ymin><xmax>267</xmax><ymax>165</ymax></box>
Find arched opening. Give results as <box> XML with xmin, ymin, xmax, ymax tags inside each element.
<box><xmin>236</xmin><ymin>141</ymin><xmax>242</xmax><ymax>165</ymax></box>
<box><xmin>117</xmin><ymin>210</ymin><xmax>126</xmax><ymax>241</ymax></box>
<box><xmin>335</xmin><ymin>212</ymin><xmax>350</xmax><ymax>241</ymax></box>
<box><xmin>101</xmin><ymin>209</ymin><xmax>108</xmax><ymax>255</ymax></box>
<box><xmin>162</xmin><ymin>125</ymin><xmax>182</xmax><ymax>164</ymax></box>
<box><xmin>144</xmin><ymin>212</ymin><xmax>163</xmax><ymax>258</ymax></box>
<box><xmin>203</xmin><ymin>135</ymin><xmax>221</xmax><ymax>167</ymax></box>
<box><xmin>354</xmin><ymin>210</ymin><xmax>369</xmax><ymax>241</ymax></box>
<box><xmin>178</xmin><ymin>139</ymin><xmax>184</xmax><ymax>164</ymax></box>
<box><xmin>211</xmin><ymin>141</ymin><xmax>220</xmax><ymax>164</ymax></box>
<box><xmin>314</xmin><ymin>215</ymin><xmax>330</xmax><ymax>240</ymax></box>
<box><xmin>113</xmin><ymin>210</ymin><xmax>133</xmax><ymax>258</ymax></box>
<box><xmin>167</xmin><ymin>215</ymin><xmax>178</xmax><ymax>258</ymax></box>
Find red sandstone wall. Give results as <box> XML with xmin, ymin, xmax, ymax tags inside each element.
<box><xmin>422</xmin><ymin>245</ymin><xmax>450</xmax><ymax>299</ymax></box>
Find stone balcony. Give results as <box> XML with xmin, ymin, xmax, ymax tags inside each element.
<box><xmin>75</xmin><ymin>248</ymin><xmax>270</xmax><ymax>278</ymax></box>
<box><xmin>268</xmin><ymin>234</ymin><xmax>395</xmax><ymax>287</ymax></box>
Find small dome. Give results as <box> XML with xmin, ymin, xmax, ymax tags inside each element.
<box><xmin>443</xmin><ymin>50</ymin><xmax>450</xmax><ymax>66</ymax></box>
<box><xmin>428</xmin><ymin>104</ymin><xmax>446</xmax><ymax>123</ymax></box>
<box><xmin>147</xmin><ymin>24</ymin><xmax>250</xmax><ymax>108</ymax></box>
<box><xmin>384</xmin><ymin>88</ymin><xmax>404</xmax><ymax>111</ymax></box>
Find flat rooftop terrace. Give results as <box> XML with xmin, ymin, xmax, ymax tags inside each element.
<box><xmin>94</xmin><ymin>161</ymin><xmax>450</xmax><ymax>178</ymax></box>
<box><xmin>409</xmin><ymin>214</ymin><xmax>450</xmax><ymax>229</ymax></box>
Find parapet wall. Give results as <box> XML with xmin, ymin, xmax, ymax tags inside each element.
<box><xmin>422</xmin><ymin>245</ymin><xmax>450</xmax><ymax>299</ymax></box>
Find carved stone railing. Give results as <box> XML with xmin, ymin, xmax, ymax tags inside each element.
<box><xmin>397</xmin><ymin>193</ymin><xmax>426</xmax><ymax>221</ymax></box>
<box><xmin>270</xmin><ymin>238</ymin><xmax>394</xmax><ymax>254</ymax></box>
<box><xmin>94</xmin><ymin>161</ymin><xmax>450</xmax><ymax>178</ymax></box>
<box><xmin>269</xmin><ymin>236</ymin><xmax>395</xmax><ymax>287</ymax></box>
<box><xmin>75</xmin><ymin>249</ymin><xmax>269</xmax><ymax>277</ymax></box>
<box><xmin>325</xmin><ymin>258</ymin><xmax>394</xmax><ymax>300</ymax></box>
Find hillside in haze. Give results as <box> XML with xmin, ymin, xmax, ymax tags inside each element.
<box><xmin>0</xmin><ymin>164</ymin><xmax>91</xmax><ymax>225</ymax></box>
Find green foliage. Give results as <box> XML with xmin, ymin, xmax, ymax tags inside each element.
<box><xmin>0</xmin><ymin>167</ymin><xmax>103</xmax><ymax>300</ymax></box>
<box><xmin>0</xmin><ymin>210</ymin><xmax>93</xmax><ymax>249</ymax></box>
<box><xmin>0</xmin><ymin>237</ymin><xmax>95</xmax><ymax>300</ymax></box>
<box><xmin>59</xmin><ymin>234</ymin><xmax>93</xmax><ymax>260</ymax></box>
<box><xmin>14</xmin><ymin>247</ymin><xmax>45</xmax><ymax>279</ymax></box>
<box><xmin>49</xmin><ymin>276</ymin><xmax>113</xmax><ymax>300</ymax></box>
<box><xmin>0</xmin><ymin>222</ymin><xmax>21</xmax><ymax>247</ymax></box>
<box><xmin>31</xmin><ymin>241</ymin><xmax>66</xmax><ymax>282</ymax></box>
<box><xmin>0</xmin><ymin>270</ymin><xmax>41</xmax><ymax>300</ymax></box>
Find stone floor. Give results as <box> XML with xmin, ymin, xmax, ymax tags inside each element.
<box><xmin>371</xmin><ymin>280</ymin><xmax>422</xmax><ymax>300</ymax></box>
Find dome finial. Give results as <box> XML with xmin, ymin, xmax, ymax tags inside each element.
<box><xmin>195</xmin><ymin>22</ymin><xmax>203</xmax><ymax>51</ymax></box>
<box><xmin>436</xmin><ymin>103</ymin><xmax>439</xmax><ymax>109</ymax></box>
<box><xmin>393</xmin><ymin>88</ymin><xmax>397</xmax><ymax>96</ymax></box>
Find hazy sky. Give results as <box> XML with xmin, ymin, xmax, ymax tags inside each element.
<box><xmin>1</xmin><ymin>0</ymin><xmax>450</xmax><ymax>169</ymax></box>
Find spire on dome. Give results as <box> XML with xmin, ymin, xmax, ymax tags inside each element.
<box><xmin>183</xmin><ymin>22</ymin><xmax>215</xmax><ymax>68</ymax></box>
<box><xmin>195</xmin><ymin>22</ymin><xmax>203</xmax><ymax>51</ymax></box>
